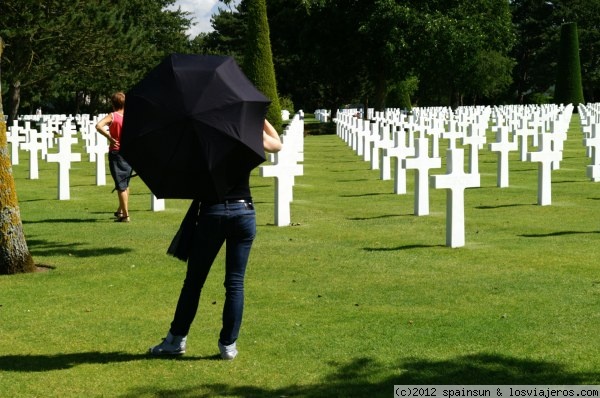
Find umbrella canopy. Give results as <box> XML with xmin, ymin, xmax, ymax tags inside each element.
<box><xmin>120</xmin><ymin>54</ymin><xmax>271</xmax><ymax>200</ymax></box>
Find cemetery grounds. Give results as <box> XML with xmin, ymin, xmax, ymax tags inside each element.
<box><xmin>0</xmin><ymin>115</ymin><xmax>599</xmax><ymax>397</ymax></box>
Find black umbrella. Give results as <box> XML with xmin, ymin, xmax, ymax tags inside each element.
<box><xmin>120</xmin><ymin>54</ymin><xmax>271</xmax><ymax>200</ymax></box>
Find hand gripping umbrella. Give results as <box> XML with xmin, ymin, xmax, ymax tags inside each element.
<box><xmin>120</xmin><ymin>54</ymin><xmax>271</xmax><ymax>201</ymax></box>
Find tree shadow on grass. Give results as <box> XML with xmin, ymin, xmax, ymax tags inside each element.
<box><xmin>519</xmin><ymin>230</ymin><xmax>600</xmax><ymax>238</ymax></box>
<box><xmin>553</xmin><ymin>180</ymin><xmax>585</xmax><ymax>184</ymax></box>
<box><xmin>120</xmin><ymin>354</ymin><xmax>600</xmax><ymax>397</ymax></box>
<box><xmin>475</xmin><ymin>203</ymin><xmax>536</xmax><ymax>210</ymax></box>
<box><xmin>18</xmin><ymin>198</ymin><xmax>52</xmax><ymax>203</ymax></box>
<box><xmin>348</xmin><ymin>213</ymin><xmax>411</xmax><ymax>221</ymax></box>
<box><xmin>26</xmin><ymin>238</ymin><xmax>133</xmax><ymax>257</ymax></box>
<box><xmin>364</xmin><ymin>244</ymin><xmax>445</xmax><ymax>251</ymax></box>
<box><xmin>337</xmin><ymin>178</ymin><xmax>371</xmax><ymax>183</ymax></box>
<box><xmin>0</xmin><ymin>353</ymin><xmax>597</xmax><ymax>395</ymax></box>
<box><xmin>340</xmin><ymin>192</ymin><xmax>391</xmax><ymax>198</ymax></box>
<box><xmin>22</xmin><ymin>218</ymin><xmax>100</xmax><ymax>224</ymax></box>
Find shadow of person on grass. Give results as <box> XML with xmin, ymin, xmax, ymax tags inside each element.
<box><xmin>26</xmin><ymin>238</ymin><xmax>133</xmax><ymax>257</ymax></box>
<box><xmin>0</xmin><ymin>352</ymin><xmax>219</xmax><ymax>372</ymax></box>
<box><xmin>4</xmin><ymin>352</ymin><xmax>595</xmax><ymax>396</ymax></box>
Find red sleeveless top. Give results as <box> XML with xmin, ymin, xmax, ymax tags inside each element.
<box><xmin>109</xmin><ymin>112</ymin><xmax>124</xmax><ymax>151</ymax></box>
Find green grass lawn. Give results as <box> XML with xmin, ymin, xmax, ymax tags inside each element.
<box><xmin>1</xmin><ymin>115</ymin><xmax>599</xmax><ymax>397</ymax></box>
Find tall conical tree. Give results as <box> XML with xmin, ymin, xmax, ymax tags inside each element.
<box><xmin>0</xmin><ymin>37</ymin><xmax>36</xmax><ymax>275</ymax></box>
<box><xmin>243</xmin><ymin>0</ymin><xmax>282</xmax><ymax>133</ymax></box>
<box><xmin>554</xmin><ymin>22</ymin><xmax>585</xmax><ymax>106</ymax></box>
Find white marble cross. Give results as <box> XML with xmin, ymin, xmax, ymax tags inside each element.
<box><xmin>39</xmin><ymin>119</ymin><xmax>60</xmax><ymax>151</ymax></box>
<box><xmin>362</xmin><ymin>120</ymin><xmax>378</xmax><ymax>163</ymax></box>
<box><xmin>377</xmin><ymin>123</ymin><xmax>395</xmax><ymax>179</ymax></box>
<box><xmin>512</xmin><ymin>119</ymin><xmax>537</xmax><ymax>161</ymax></box>
<box><xmin>489</xmin><ymin>126</ymin><xmax>518</xmax><ymax>187</ymax></box>
<box><xmin>527</xmin><ymin>132</ymin><xmax>562</xmax><ymax>206</ymax></box>
<box><xmin>582</xmin><ymin>120</ymin><xmax>595</xmax><ymax>158</ymax></box>
<box><xmin>584</xmin><ymin>124</ymin><xmax>600</xmax><ymax>181</ymax></box>
<box><xmin>528</xmin><ymin>117</ymin><xmax>544</xmax><ymax>147</ymax></box>
<box><xmin>343</xmin><ymin>113</ymin><xmax>357</xmax><ymax>148</ymax></box>
<box><xmin>461</xmin><ymin>124</ymin><xmax>486</xmax><ymax>174</ymax></box>
<box><xmin>6</xmin><ymin>122</ymin><xmax>27</xmax><ymax>165</ymax></box>
<box><xmin>403</xmin><ymin>136</ymin><xmax>441</xmax><ymax>216</ymax></box>
<box><xmin>426</xmin><ymin>117</ymin><xmax>445</xmax><ymax>158</ymax></box>
<box><xmin>549</xmin><ymin>120</ymin><xmax>567</xmax><ymax>170</ymax></box>
<box><xmin>46</xmin><ymin>130</ymin><xmax>82</xmax><ymax>200</ymax></box>
<box><xmin>151</xmin><ymin>195</ymin><xmax>165</xmax><ymax>211</ymax></box>
<box><xmin>353</xmin><ymin>118</ymin><xmax>368</xmax><ymax>156</ymax></box>
<box><xmin>382</xmin><ymin>127</ymin><xmax>415</xmax><ymax>193</ymax></box>
<box><xmin>20</xmin><ymin>124</ymin><xmax>47</xmax><ymax>180</ymax></box>
<box><xmin>430</xmin><ymin>148</ymin><xmax>480</xmax><ymax>248</ymax></box>
<box><xmin>282</xmin><ymin>114</ymin><xmax>305</xmax><ymax>163</ymax></box>
<box><xmin>87</xmin><ymin>130</ymin><xmax>109</xmax><ymax>186</ymax></box>
<box><xmin>442</xmin><ymin>119</ymin><xmax>464</xmax><ymax>150</ymax></box>
<box><xmin>259</xmin><ymin>137</ymin><xmax>303</xmax><ymax>227</ymax></box>
<box><xmin>370</xmin><ymin>121</ymin><xmax>393</xmax><ymax>171</ymax></box>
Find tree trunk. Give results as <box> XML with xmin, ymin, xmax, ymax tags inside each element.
<box><xmin>372</xmin><ymin>69</ymin><xmax>387</xmax><ymax>111</ymax></box>
<box><xmin>0</xmin><ymin>37</ymin><xmax>35</xmax><ymax>275</ymax></box>
<box><xmin>9</xmin><ymin>80</ymin><xmax>21</xmax><ymax>125</ymax></box>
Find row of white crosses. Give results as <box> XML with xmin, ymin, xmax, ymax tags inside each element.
<box><xmin>579</xmin><ymin>103</ymin><xmax>600</xmax><ymax>181</ymax></box>
<box><xmin>335</xmin><ymin>103</ymin><xmax>574</xmax><ymax>247</ymax></box>
<box><xmin>493</xmin><ymin>104</ymin><xmax>573</xmax><ymax>206</ymax></box>
<box><xmin>314</xmin><ymin>109</ymin><xmax>331</xmax><ymax>122</ymax></box>
<box><xmin>7</xmin><ymin>115</ymin><xmax>164</xmax><ymax>209</ymax></box>
<box><xmin>9</xmin><ymin>116</ymin><xmax>97</xmax><ymax>199</ymax></box>
<box><xmin>45</xmin><ymin>120</ymin><xmax>82</xmax><ymax>200</ymax></box>
<box><xmin>259</xmin><ymin>112</ymin><xmax>305</xmax><ymax>226</ymax></box>
<box><xmin>8</xmin><ymin>113</ymin><xmax>306</xmax><ymax>220</ymax></box>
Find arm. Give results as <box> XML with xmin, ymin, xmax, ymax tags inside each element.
<box><xmin>262</xmin><ymin>119</ymin><xmax>282</xmax><ymax>153</ymax></box>
<box><xmin>95</xmin><ymin>113</ymin><xmax>117</xmax><ymax>145</ymax></box>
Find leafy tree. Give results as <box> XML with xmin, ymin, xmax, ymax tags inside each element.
<box><xmin>1</xmin><ymin>0</ymin><xmax>77</xmax><ymax>120</ymax></box>
<box><xmin>193</xmin><ymin>2</ymin><xmax>247</xmax><ymax>64</ymax></box>
<box><xmin>0</xmin><ymin>38</ymin><xmax>36</xmax><ymax>275</ymax></box>
<box><xmin>510</xmin><ymin>0</ymin><xmax>559</xmax><ymax>103</ymax></box>
<box><xmin>0</xmin><ymin>0</ymin><xmax>193</xmax><ymax>118</ymax></box>
<box><xmin>8</xmin><ymin>0</ymin><xmax>599</xmax><ymax>117</ymax></box>
<box><xmin>386</xmin><ymin>76</ymin><xmax>419</xmax><ymax>110</ymax></box>
<box><xmin>49</xmin><ymin>0</ymin><xmax>155</xmax><ymax>113</ymax></box>
<box><xmin>262</xmin><ymin>0</ymin><xmax>313</xmax><ymax>111</ymax></box>
<box><xmin>467</xmin><ymin>50</ymin><xmax>516</xmax><ymax>104</ymax></box>
<box><xmin>243</xmin><ymin>0</ymin><xmax>282</xmax><ymax>132</ymax></box>
<box><xmin>510</xmin><ymin>0</ymin><xmax>600</xmax><ymax>104</ymax></box>
<box><xmin>270</xmin><ymin>0</ymin><xmax>373</xmax><ymax>112</ymax></box>
<box><xmin>269</xmin><ymin>0</ymin><xmax>514</xmax><ymax>110</ymax></box>
<box><xmin>357</xmin><ymin>0</ymin><xmax>412</xmax><ymax>110</ymax></box>
<box><xmin>71</xmin><ymin>0</ymin><xmax>192</xmax><ymax>111</ymax></box>
<box><xmin>411</xmin><ymin>0</ymin><xmax>515</xmax><ymax>107</ymax></box>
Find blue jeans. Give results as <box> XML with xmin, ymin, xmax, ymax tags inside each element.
<box><xmin>170</xmin><ymin>201</ymin><xmax>256</xmax><ymax>345</ymax></box>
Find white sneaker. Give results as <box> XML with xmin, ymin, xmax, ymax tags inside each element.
<box><xmin>218</xmin><ymin>341</ymin><xmax>238</xmax><ymax>360</ymax></box>
<box><xmin>149</xmin><ymin>331</ymin><xmax>187</xmax><ymax>356</ymax></box>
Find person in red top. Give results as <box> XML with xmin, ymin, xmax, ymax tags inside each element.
<box><xmin>95</xmin><ymin>92</ymin><xmax>133</xmax><ymax>222</ymax></box>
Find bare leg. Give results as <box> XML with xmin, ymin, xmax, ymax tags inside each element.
<box><xmin>117</xmin><ymin>188</ymin><xmax>129</xmax><ymax>218</ymax></box>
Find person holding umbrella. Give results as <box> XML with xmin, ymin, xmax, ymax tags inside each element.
<box><xmin>120</xmin><ymin>54</ymin><xmax>283</xmax><ymax>359</ymax></box>
<box><xmin>95</xmin><ymin>91</ymin><xmax>133</xmax><ymax>222</ymax></box>
<box><xmin>149</xmin><ymin>118</ymin><xmax>282</xmax><ymax>359</ymax></box>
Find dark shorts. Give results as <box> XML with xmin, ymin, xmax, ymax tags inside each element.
<box><xmin>108</xmin><ymin>151</ymin><xmax>133</xmax><ymax>191</ymax></box>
